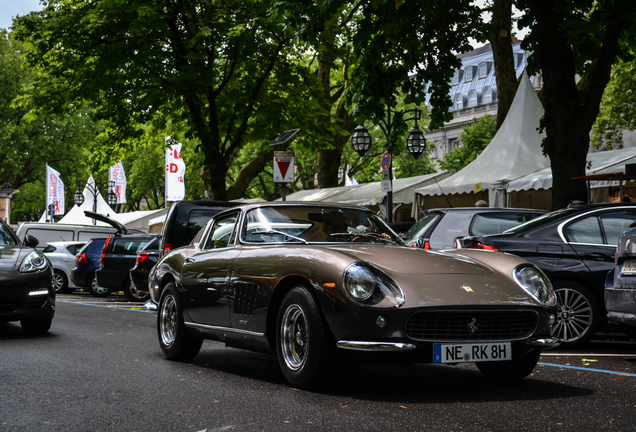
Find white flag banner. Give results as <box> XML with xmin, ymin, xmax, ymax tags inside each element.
<box><xmin>46</xmin><ymin>164</ymin><xmax>65</xmax><ymax>218</ymax></box>
<box><xmin>165</xmin><ymin>140</ymin><xmax>186</xmax><ymax>201</ymax></box>
<box><xmin>108</xmin><ymin>161</ymin><xmax>127</xmax><ymax>203</ymax></box>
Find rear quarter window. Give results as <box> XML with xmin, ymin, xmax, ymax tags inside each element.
<box><xmin>111</xmin><ymin>239</ymin><xmax>151</xmax><ymax>255</ymax></box>
<box><xmin>470</xmin><ymin>213</ymin><xmax>543</xmax><ymax>236</ymax></box>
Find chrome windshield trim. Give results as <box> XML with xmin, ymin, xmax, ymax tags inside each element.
<box><xmin>525</xmin><ymin>337</ymin><xmax>560</xmax><ymax>348</ymax></box>
<box><xmin>337</xmin><ymin>341</ymin><xmax>417</xmax><ymax>351</ymax></box>
<box><xmin>185</xmin><ymin>322</ymin><xmax>264</xmax><ymax>337</ymax></box>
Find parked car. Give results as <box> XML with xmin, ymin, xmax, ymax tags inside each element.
<box><xmin>458</xmin><ymin>202</ymin><xmax>636</xmax><ymax>347</ymax></box>
<box><xmin>148</xmin><ymin>202</ymin><xmax>559</xmax><ymax>388</ymax></box>
<box><xmin>71</xmin><ymin>238</ymin><xmax>107</xmax><ymax>295</ymax></box>
<box><xmin>15</xmin><ymin>222</ymin><xmax>118</xmax><ymax>250</ymax></box>
<box><xmin>89</xmin><ymin>210</ymin><xmax>158</xmax><ymax>301</ymax></box>
<box><xmin>605</xmin><ymin>221</ymin><xmax>636</xmax><ymax>335</ymax></box>
<box><xmin>402</xmin><ymin>207</ymin><xmax>547</xmax><ymax>249</ymax></box>
<box><xmin>0</xmin><ymin>217</ymin><xmax>55</xmax><ymax>335</ymax></box>
<box><xmin>129</xmin><ymin>237</ymin><xmax>160</xmax><ymax>297</ymax></box>
<box><xmin>42</xmin><ymin>241</ymin><xmax>86</xmax><ymax>293</ymax></box>
<box><xmin>160</xmin><ymin>200</ymin><xmax>237</xmax><ymax>256</ymax></box>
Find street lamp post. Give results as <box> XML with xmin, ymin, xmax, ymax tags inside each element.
<box><xmin>74</xmin><ymin>179</ymin><xmax>118</xmax><ymax>224</ymax></box>
<box><xmin>350</xmin><ymin>107</ymin><xmax>426</xmax><ymax>223</ymax></box>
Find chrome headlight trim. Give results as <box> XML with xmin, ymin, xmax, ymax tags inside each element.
<box><xmin>19</xmin><ymin>250</ymin><xmax>48</xmax><ymax>273</ymax></box>
<box><xmin>513</xmin><ymin>265</ymin><xmax>556</xmax><ymax>306</ymax></box>
<box><xmin>343</xmin><ymin>262</ymin><xmax>405</xmax><ymax>307</ymax></box>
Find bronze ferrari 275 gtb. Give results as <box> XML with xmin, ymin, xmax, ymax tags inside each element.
<box><xmin>148</xmin><ymin>202</ymin><xmax>559</xmax><ymax>387</ymax></box>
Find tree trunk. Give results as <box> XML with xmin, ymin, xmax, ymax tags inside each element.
<box><xmin>490</xmin><ymin>0</ymin><xmax>517</xmax><ymax>130</ymax></box>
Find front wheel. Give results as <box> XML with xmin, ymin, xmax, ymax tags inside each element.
<box><xmin>21</xmin><ymin>318</ymin><xmax>52</xmax><ymax>335</ymax></box>
<box><xmin>158</xmin><ymin>282</ymin><xmax>202</xmax><ymax>361</ymax></box>
<box><xmin>476</xmin><ymin>348</ymin><xmax>541</xmax><ymax>381</ymax></box>
<box><xmin>551</xmin><ymin>281</ymin><xmax>600</xmax><ymax>348</ymax></box>
<box><xmin>276</xmin><ymin>286</ymin><xmax>333</xmax><ymax>388</ymax></box>
<box><xmin>123</xmin><ymin>277</ymin><xmax>149</xmax><ymax>302</ymax></box>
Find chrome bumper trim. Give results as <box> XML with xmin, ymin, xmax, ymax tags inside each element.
<box><xmin>144</xmin><ymin>299</ymin><xmax>158</xmax><ymax>312</ymax></box>
<box><xmin>526</xmin><ymin>337</ymin><xmax>560</xmax><ymax>348</ymax></box>
<box><xmin>337</xmin><ymin>341</ymin><xmax>417</xmax><ymax>352</ymax></box>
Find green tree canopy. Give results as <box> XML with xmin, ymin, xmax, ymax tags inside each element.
<box><xmin>439</xmin><ymin>115</ymin><xmax>497</xmax><ymax>172</ymax></box>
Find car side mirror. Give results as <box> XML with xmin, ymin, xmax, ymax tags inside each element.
<box><xmin>24</xmin><ymin>234</ymin><xmax>40</xmax><ymax>248</ymax></box>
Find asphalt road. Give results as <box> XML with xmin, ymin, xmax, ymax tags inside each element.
<box><xmin>2</xmin><ymin>292</ymin><xmax>636</xmax><ymax>431</ymax></box>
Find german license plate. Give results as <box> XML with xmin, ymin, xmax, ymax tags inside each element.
<box><xmin>433</xmin><ymin>342</ymin><xmax>511</xmax><ymax>363</ymax></box>
<box><xmin>622</xmin><ymin>260</ymin><xmax>636</xmax><ymax>275</ymax></box>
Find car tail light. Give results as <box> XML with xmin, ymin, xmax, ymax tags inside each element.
<box><xmin>471</xmin><ymin>242</ymin><xmax>499</xmax><ymax>251</ymax></box>
<box><xmin>101</xmin><ymin>235</ymin><xmax>112</xmax><ymax>268</ymax></box>
<box><xmin>136</xmin><ymin>252</ymin><xmax>149</xmax><ymax>266</ymax></box>
<box><xmin>77</xmin><ymin>253</ymin><xmax>87</xmax><ymax>264</ymax></box>
<box><xmin>162</xmin><ymin>243</ymin><xmax>172</xmax><ymax>256</ymax></box>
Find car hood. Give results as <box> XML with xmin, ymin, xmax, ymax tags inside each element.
<box><xmin>0</xmin><ymin>245</ymin><xmax>31</xmax><ymax>270</ymax></box>
<box><xmin>319</xmin><ymin>245</ymin><xmax>540</xmax><ymax>308</ymax></box>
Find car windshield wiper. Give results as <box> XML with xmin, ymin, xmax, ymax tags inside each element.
<box><xmin>252</xmin><ymin>230</ymin><xmax>308</xmax><ymax>244</ymax></box>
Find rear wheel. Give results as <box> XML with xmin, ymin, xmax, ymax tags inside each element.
<box><xmin>158</xmin><ymin>282</ymin><xmax>202</xmax><ymax>361</ymax></box>
<box><xmin>52</xmin><ymin>270</ymin><xmax>70</xmax><ymax>294</ymax></box>
<box><xmin>88</xmin><ymin>271</ymin><xmax>111</xmax><ymax>297</ymax></box>
<box><xmin>276</xmin><ymin>286</ymin><xmax>333</xmax><ymax>388</ymax></box>
<box><xmin>123</xmin><ymin>277</ymin><xmax>149</xmax><ymax>302</ymax></box>
<box><xmin>552</xmin><ymin>281</ymin><xmax>600</xmax><ymax>348</ymax></box>
<box><xmin>476</xmin><ymin>348</ymin><xmax>541</xmax><ymax>381</ymax></box>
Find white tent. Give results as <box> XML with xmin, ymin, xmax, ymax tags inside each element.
<box><xmin>414</xmin><ymin>72</ymin><xmax>550</xmax><ymax>213</ymax></box>
<box><xmin>58</xmin><ymin>176</ymin><xmax>117</xmax><ymax>226</ymax></box>
<box><xmin>282</xmin><ymin>172</ymin><xmax>451</xmax><ymax>220</ymax></box>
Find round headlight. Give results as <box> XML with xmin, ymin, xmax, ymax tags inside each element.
<box><xmin>344</xmin><ymin>264</ymin><xmax>376</xmax><ymax>301</ymax></box>
<box><xmin>513</xmin><ymin>265</ymin><xmax>555</xmax><ymax>306</ymax></box>
<box><xmin>20</xmin><ymin>250</ymin><xmax>48</xmax><ymax>273</ymax></box>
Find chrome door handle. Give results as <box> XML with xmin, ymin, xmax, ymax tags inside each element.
<box><xmin>184</xmin><ymin>258</ymin><xmax>195</xmax><ymax>263</ymax></box>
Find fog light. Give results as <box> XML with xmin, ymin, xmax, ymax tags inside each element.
<box><xmin>376</xmin><ymin>315</ymin><xmax>387</xmax><ymax>328</ymax></box>
<box><xmin>548</xmin><ymin>314</ymin><xmax>556</xmax><ymax>325</ymax></box>
<box><xmin>29</xmin><ymin>289</ymin><xmax>49</xmax><ymax>296</ymax></box>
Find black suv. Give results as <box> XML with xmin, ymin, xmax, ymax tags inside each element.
<box><xmin>160</xmin><ymin>200</ymin><xmax>237</xmax><ymax>256</ymax></box>
<box><xmin>129</xmin><ymin>236</ymin><xmax>160</xmax><ymax>293</ymax></box>
<box><xmin>459</xmin><ymin>202</ymin><xmax>636</xmax><ymax>347</ymax></box>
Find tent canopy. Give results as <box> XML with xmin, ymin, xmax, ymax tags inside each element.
<box><xmin>415</xmin><ymin>72</ymin><xmax>549</xmax><ymax>207</ymax></box>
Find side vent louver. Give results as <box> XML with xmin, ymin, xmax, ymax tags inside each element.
<box><xmin>233</xmin><ymin>282</ymin><xmax>258</xmax><ymax>316</ymax></box>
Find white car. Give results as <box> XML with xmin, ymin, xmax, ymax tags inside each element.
<box><xmin>42</xmin><ymin>241</ymin><xmax>87</xmax><ymax>293</ymax></box>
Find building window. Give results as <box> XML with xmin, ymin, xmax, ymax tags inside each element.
<box><xmin>448</xmin><ymin>138</ymin><xmax>458</xmax><ymax>152</ymax></box>
<box><xmin>479</xmin><ymin>62</ymin><xmax>488</xmax><ymax>78</ymax></box>
<box><xmin>455</xmin><ymin>94</ymin><xmax>464</xmax><ymax>110</ymax></box>
<box><xmin>465</xmin><ymin>66</ymin><xmax>474</xmax><ymax>82</ymax></box>
<box><xmin>484</xmin><ymin>87</ymin><xmax>493</xmax><ymax>104</ymax></box>
<box><xmin>452</xmin><ymin>70</ymin><xmax>460</xmax><ymax>85</ymax></box>
<box><xmin>468</xmin><ymin>91</ymin><xmax>478</xmax><ymax>107</ymax></box>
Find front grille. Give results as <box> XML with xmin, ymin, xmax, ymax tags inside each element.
<box><xmin>405</xmin><ymin>310</ymin><xmax>539</xmax><ymax>342</ymax></box>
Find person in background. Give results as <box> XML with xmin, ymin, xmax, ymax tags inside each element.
<box><xmin>475</xmin><ymin>200</ymin><xmax>488</xmax><ymax>207</ymax></box>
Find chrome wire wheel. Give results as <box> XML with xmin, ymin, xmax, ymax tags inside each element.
<box><xmin>280</xmin><ymin>304</ymin><xmax>308</xmax><ymax>371</ymax></box>
<box><xmin>553</xmin><ymin>287</ymin><xmax>594</xmax><ymax>344</ymax></box>
<box><xmin>159</xmin><ymin>294</ymin><xmax>177</xmax><ymax>347</ymax></box>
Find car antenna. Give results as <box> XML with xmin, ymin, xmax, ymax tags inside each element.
<box><xmin>433</xmin><ymin>175</ymin><xmax>453</xmax><ymax>208</ymax></box>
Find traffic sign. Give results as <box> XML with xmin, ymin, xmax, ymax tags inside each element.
<box><xmin>273</xmin><ymin>151</ymin><xmax>295</xmax><ymax>183</ymax></box>
<box><xmin>381</xmin><ymin>152</ymin><xmax>391</xmax><ymax>171</ymax></box>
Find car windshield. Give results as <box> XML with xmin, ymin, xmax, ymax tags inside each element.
<box><xmin>404</xmin><ymin>212</ymin><xmax>443</xmax><ymax>239</ymax></box>
<box><xmin>242</xmin><ymin>206</ymin><xmax>406</xmax><ymax>245</ymax></box>
<box><xmin>0</xmin><ymin>223</ymin><xmax>18</xmax><ymax>246</ymax></box>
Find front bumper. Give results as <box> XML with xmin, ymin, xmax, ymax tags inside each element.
<box><xmin>0</xmin><ymin>269</ymin><xmax>55</xmax><ymax>322</ymax></box>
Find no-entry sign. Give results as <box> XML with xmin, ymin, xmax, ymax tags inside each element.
<box><xmin>273</xmin><ymin>151</ymin><xmax>295</xmax><ymax>183</ymax></box>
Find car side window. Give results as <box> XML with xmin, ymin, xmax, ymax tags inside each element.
<box><xmin>599</xmin><ymin>210</ymin><xmax>636</xmax><ymax>246</ymax></box>
<box><xmin>204</xmin><ymin>214</ymin><xmax>238</xmax><ymax>250</ymax></box>
<box><xmin>470</xmin><ymin>213</ymin><xmax>541</xmax><ymax>236</ymax></box>
<box><xmin>565</xmin><ymin>216</ymin><xmax>603</xmax><ymax>244</ymax></box>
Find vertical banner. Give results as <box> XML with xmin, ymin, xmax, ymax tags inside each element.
<box><xmin>108</xmin><ymin>161</ymin><xmax>127</xmax><ymax>204</ymax></box>
<box><xmin>165</xmin><ymin>140</ymin><xmax>186</xmax><ymax>201</ymax></box>
<box><xmin>46</xmin><ymin>164</ymin><xmax>65</xmax><ymax>220</ymax></box>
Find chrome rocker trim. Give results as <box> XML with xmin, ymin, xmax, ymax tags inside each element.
<box><xmin>185</xmin><ymin>322</ymin><xmax>265</xmax><ymax>337</ymax></box>
<box><xmin>525</xmin><ymin>337</ymin><xmax>560</xmax><ymax>348</ymax></box>
<box><xmin>337</xmin><ymin>341</ymin><xmax>417</xmax><ymax>351</ymax></box>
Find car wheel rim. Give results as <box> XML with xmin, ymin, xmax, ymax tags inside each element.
<box><xmin>281</xmin><ymin>304</ymin><xmax>307</xmax><ymax>371</ymax></box>
<box><xmin>129</xmin><ymin>282</ymin><xmax>148</xmax><ymax>300</ymax></box>
<box><xmin>52</xmin><ymin>274</ymin><xmax>64</xmax><ymax>292</ymax></box>
<box><xmin>553</xmin><ymin>288</ymin><xmax>593</xmax><ymax>343</ymax></box>
<box><xmin>160</xmin><ymin>295</ymin><xmax>177</xmax><ymax>347</ymax></box>
<box><xmin>92</xmin><ymin>277</ymin><xmax>108</xmax><ymax>295</ymax></box>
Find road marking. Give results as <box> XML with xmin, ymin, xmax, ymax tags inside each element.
<box><xmin>57</xmin><ymin>300</ymin><xmax>153</xmax><ymax>313</ymax></box>
<box><xmin>539</xmin><ymin>362</ymin><xmax>636</xmax><ymax>377</ymax></box>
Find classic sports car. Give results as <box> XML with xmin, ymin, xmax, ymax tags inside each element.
<box><xmin>148</xmin><ymin>202</ymin><xmax>559</xmax><ymax>387</ymax></box>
